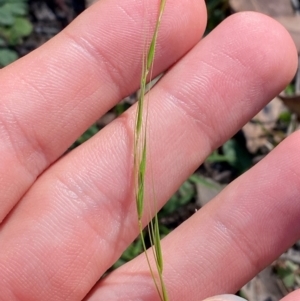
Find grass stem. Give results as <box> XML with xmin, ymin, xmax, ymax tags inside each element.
<box><xmin>134</xmin><ymin>1</ymin><xmax>168</xmax><ymax>300</ymax></box>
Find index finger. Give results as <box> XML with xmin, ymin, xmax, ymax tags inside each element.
<box><xmin>0</xmin><ymin>0</ymin><xmax>205</xmax><ymax>221</ymax></box>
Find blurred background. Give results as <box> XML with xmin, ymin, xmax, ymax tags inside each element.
<box><xmin>0</xmin><ymin>1</ymin><xmax>299</xmax><ymax>300</ymax></box>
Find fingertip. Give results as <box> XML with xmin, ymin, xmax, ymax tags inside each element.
<box><xmin>202</xmin><ymin>294</ymin><xmax>247</xmax><ymax>301</ymax></box>
<box><xmin>227</xmin><ymin>11</ymin><xmax>298</xmax><ymax>85</ymax></box>
<box><xmin>280</xmin><ymin>289</ymin><xmax>300</xmax><ymax>301</ymax></box>
<box><xmin>207</xmin><ymin>11</ymin><xmax>298</xmax><ymax>104</ymax></box>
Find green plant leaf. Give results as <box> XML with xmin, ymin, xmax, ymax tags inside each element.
<box><xmin>12</xmin><ymin>16</ymin><xmax>32</xmax><ymax>37</ymax></box>
<box><xmin>207</xmin><ymin>139</ymin><xmax>252</xmax><ymax>173</ymax></box>
<box><xmin>2</xmin><ymin>16</ymin><xmax>33</xmax><ymax>45</ymax></box>
<box><xmin>206</xmin><ymin>150</ymin><xmax>229</xmax><ymax>163</ymax></box>
<box><xmin>76</xmin><ymin>124</ymin><xmax>99</xmax><ymax>144</ymax></box>
<box><xmin>0</xmin><ymin>36</ymin><xmax>6</xmax><ymax>46</ymax></box>
<box><xmin>0</xmin><ymin>48</ymin><xmax>18</xmax><ymax>66</ymax></box>
<box><xmin>3</xmin><ymin>2</ymin><xmax>28</xmax><ymax>16</ymax></box>
<box><xmin>0</xmin><ymin>6</ymin><xmax>14</xmax><ymax>25</ymax></box>
<box><xmin>162</xmin><ymin>179</ymin><xmax>195</xmax><ymax>215</ymax></box>
<box><xmin>222</xmin><ymin>139</ymin><xmax>252</xmax><ymax>173</ymax></box>
<box><xmin>282</xmin><ymin>272</ymin><xmax>295</xmax><ymax>288</ymax></box>
<box><xmin>279</xmin><ymin>111</ymin><xmax>292</xmax><ymax>123</ymax></box>
<box><xmin>114</xmin><ymin>238</ymin><xmax>143</xmax><ymax>268</ymax></box>
<box><xmin>285</xmin><ymin>84</ymin><xmax>295</xmax><ymax>96</ymax></box>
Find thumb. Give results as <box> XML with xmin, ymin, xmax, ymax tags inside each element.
<box><xmin>203</xmin><ymin>295</ymin><xmax>247</xmax><ymax>301</ymax></box>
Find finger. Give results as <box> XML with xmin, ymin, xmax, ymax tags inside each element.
<box><xmin>91</xmin><ymin>130</ymin><xmax>300</xmax><ymax>301</ymax></box>
<box><xmin>202</xmin><ymin>296</ymin><xmax>246</xmax><ymax>301</ymax></box>
<box><xmin>0</xmin><ymin>12</ymin><xmax>297</xmax><ymax>301</ymax></box>
<box><xmin>202</xmin><ymin>291</ymin><xmax>300</xmax><ymax>301</ymax></box>
<box><xmin>280</xmin><ymin>289</ymin><xmax>300</xmax><ymax>301</ymax></box>
<box><xmin>0</xmin><ymin>0</ymin><xmax>205</xmax><ymax>222</ymax></box>
<box><xmin>88</xmin><ymin>127</ymin><xmax>300</xmax><ymax>299</ymax></box>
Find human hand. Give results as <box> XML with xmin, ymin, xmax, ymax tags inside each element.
<box><xmin>0</xmin><ymin>0</ymin><xmax>298</xmax><ymax>300</ymax></box>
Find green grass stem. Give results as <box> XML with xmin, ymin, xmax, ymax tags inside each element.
<box><xmin>134</xmin><ymin>1</ymin><xmax>168</xmax><ymax>300</ymax></box>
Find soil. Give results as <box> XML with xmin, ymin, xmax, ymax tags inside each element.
<box><xmin>17</xmin><ymin>0</ymin><xmax>82</xmax><ymax>57</ymax></box>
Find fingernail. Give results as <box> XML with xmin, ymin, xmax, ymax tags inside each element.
<box><xmin>202</xmin><ymin>294</ymin><xmax>247</xmax><ymax>301</ymax></box>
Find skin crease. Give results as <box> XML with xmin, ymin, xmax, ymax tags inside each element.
<box><xmin>0</xmin><ymin>1</ymin><xmax>299</xmax><ymax>301</ymax></box>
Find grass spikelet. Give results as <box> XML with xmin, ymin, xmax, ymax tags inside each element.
<box><xmin>134</xmin><ymin>1</ymin><xmax>168</xmax><ymax>300</ymax></box>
